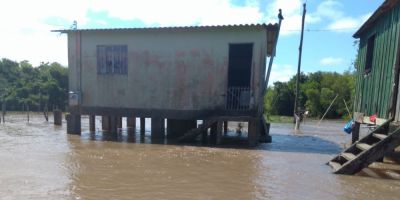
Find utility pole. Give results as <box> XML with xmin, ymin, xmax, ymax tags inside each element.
<box><xmin>294</xmin><ymin>3</ymin><xmax>306</xmax><ymax>130</ymax></box>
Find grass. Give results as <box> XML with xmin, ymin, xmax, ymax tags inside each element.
<box><xmin>264</xmin><ymin>115</ymin><xmax>294</xmax><ymax>123</ymax></box>
<box><xmin>265</xmin><ymin>114</ymin><xmax>349</xmax><ymax>124</ymax></box>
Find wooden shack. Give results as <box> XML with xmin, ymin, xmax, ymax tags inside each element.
<box><xmin>329</xmin><ymin>0</ymin><xmax>400</xmax><ymax>175</ymax></box>
<box><xmin>54</xmin><ymin>23</ymin><xmax>281</xmax><ymax>146</ymax></box>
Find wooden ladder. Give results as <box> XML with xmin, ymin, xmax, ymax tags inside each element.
<box><xmin>328</xmin><ymin>119</ymin><xmax>400</xmax><ymax>174</ymax></box>
<box><xmin>177</xmin><ymin>119</ymin><xmax>218</xmax><ymax>142</ymax></box>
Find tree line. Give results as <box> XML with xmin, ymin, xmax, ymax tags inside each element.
<box><xmin>0</xmin><ymin>57</ymin><xmax>354</xmax><ymax>119</ymax></box>
<box><xmin>0</xmin><ymin>58</ymin><xmax>68</xmax><ymax>112</ymax></box>
<box><xmin>264</xmin><ymin>71</ymin><xmax>355</xmax><ymax>119</ymax></box>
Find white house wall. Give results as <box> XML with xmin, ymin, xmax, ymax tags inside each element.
<box><xmin>67</xmin><ymin>27</ymin><xmax>267</xmax><ymax>111</ymax></box>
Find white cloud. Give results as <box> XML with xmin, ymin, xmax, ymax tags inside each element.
<box><xmin>320</xmin><ymin>57</ymin><xmax>345</xmax><ymax>67</ymax></box>
<box><xmin>88</xmin><ymin>0</ymin><xmax>264</xmax><ymax>26</ymax></box>
<box><xmin>0</xmin><ymin>0</ymin><xmax>266</xmax><ymax>66</ymax></box>
<box><xmin>268</xmin><ymin>64</ymin><xmax>296</xmax><ymax>85</ymax></box>
<box><xmin>314</xmin><ymin>0</ymin><xmax>371</xmax><ymax>32</ymax></box>
<box><xmin>0</xmin><ymin>0</ymin><xmax>373</xmax><ymax>66</ymax></box>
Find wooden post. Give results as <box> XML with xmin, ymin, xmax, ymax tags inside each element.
<box><xmin>43</xmin><ymin>103</ymin><xmax>49</xmax><ymax>122</ymax></box>
<box><xmin>1</xmin><ymin>101</ymin><xmax>5</xmax><ymax>123</ymax></box>
<box><xmin>216</xmin><ymin>120</ymin><xmax>223</xmax><ymax>145</ymax></box>
<box><xmin>201</xmin><ymin>130</ymin><xmax>208</xmax><ymax>143</ymax></box>
<box><xmin>294</xmin><ymin>113</ymin><xmax>300</xmax><ymax>131</ymax></box>
<box><xmin>127</xmin><ymin>117</ymin><xmax>136</xmax><ymax>128</ymax></box>
<box><xmin>127</xmin><ymin>117</ymin><xmax>136</xmax><ymax>134</ymax></box>
<box><xmin>151</xmin><ymin>117</ymin><xmax>165</xmax><ymax>139</ymax></box>
<box><xmin>89</xmin><ymin>115</ymin><xmax>95</xmax><ymax>132</ymax></box>
<box><xmin>210</xmin><ymin>122</ymin><xmax>217</xmax><ymax>144</ymax></box>
<box><xmin>117</xmin><ymin>117</ymin><xmax>122</xmax><ymax>129</ymax></box>
<box><xmin>54</xmin><ymin>110</ymin><xmax>62</xmax><ymax>125</ymax></box>
<box><xmin>294</xmin><ymin>3</ymin><xmax>306</xmax><ymax>129</ymax></box>
<box><xmin>110</xmin><ymin>116</ymin><xmax>118</xmax><ymax>134</ymax></box>
<box><xmin>352</xmin><ymin>122</ymin><xmax>360</xmax><ymax>144</ymax></box>
<box><xmin>27</xmin><ymin>104</ymin><xmax>30</xmax><ymax>123</ymax></box>
<box><xmin>66</xmin><ymin>114</ymin><xmax>81</xmax><ymax>134</ymax></box>
<box><xmin>102</xmin><ymin>116</ymin><xmax>111</xmax><ymax>132</ymax></box>
<box><xmin>140</xmin><ymin>117</ymin><xmax>145</xmax><ymax>136</ymax></box>
<box><xmin>248</xmin><ymin>118</ymin><xmax>260</xmax><ymax>147</ymax></box>
<box><xmin>223</xmin><ymin>121</ymin><xmax>228</xmax><ymax>135</ymax></box>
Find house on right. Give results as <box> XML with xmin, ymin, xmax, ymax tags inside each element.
<box><xmin>353</xmin><ymin>0</ymin><xmax>400</xmax><ymax>124</ymax></box>
<box><xmin>328</xmin><ymin>0</ymin><xmax>400</xmax><ymax>175</ymax></box>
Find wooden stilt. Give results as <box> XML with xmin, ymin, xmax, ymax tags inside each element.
<box><xmin>54</xmin><ymin>110</ymin><xmax>62</xmax><ymax>125</ymax></box>
<box><xmin>248</xmin><ymin>118</ymin><xmax>260</xmax><ymax>147</ymax></box>
<box><xmin>223</xmin><ymin>121</ymin><xmax>228</xmax><ymax>135</ymax></box>
<box><xmin>352</xmin><ymin>122</ymin><xmax>361</xmax><ymax>144</ymax></box>
<box><xmin>102</xmin><ymin>116</ymin><xmax>111</xmax><ymax>132</ymax></box>
<box><xmin>151</xmin><ymin>117</ymin><xmax>165</xmax><ymax>139</ymax></box>
<box><xmin>110</xmin><ymin>116</ymin><xmax>118</xmax><ymax>134</ymax></box>
<box><xmin>216</xmin><ymin>120</ymin><xmax>223</xmax><ymax>145</ymax></box>
<box><xmin>127</xmin><ymin>117</ymin><xmax>136</xmax><ymax>134</ymax></box>
<box><xmin>89</xmin><ymin>115</ymin><xmax>95</xmax><ymax>132</ymax></box>
<box><xmin>210</xmin><ymin>122</ymin><xmax>217</xmax><ymax>144</ymax></box>
<box><xmin>117</xmin><ymin>117</ymin><xmax>122</xmax><ymax>129</ymax></box>
<box><xmin>127</xmin><ymin>117</ymin><xmax>136</xmax><ymax>128</ymax></box>
<box><xmin>67</xmin><ymin>114</ymin><xmax>81</xmax><ymax>135</ymax></box>
<box><xmin>140</xmin><ymin>117</ymin><xmax>145</xmax><ymax>136</ymax></box>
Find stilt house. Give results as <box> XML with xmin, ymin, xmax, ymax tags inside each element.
<box><xmin>329</xmin><ymin>0</ymin><xmax>400</xmax><ymax>175</ymax></box>
<box><xmin>54</xmin><ymin>21</ymin><xmax>281</xmax><ymax>146</ymax></box>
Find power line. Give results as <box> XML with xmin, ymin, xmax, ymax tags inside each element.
<box><xmin>284</xmin><ymin>27</ymin><xmax>357</xmax><ymax>32</ymax></box>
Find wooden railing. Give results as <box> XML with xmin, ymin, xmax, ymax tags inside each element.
<box><xmin>226</xmin><ymin>87</ymin><xmax>250</xmax><ymax>110</ymax></box>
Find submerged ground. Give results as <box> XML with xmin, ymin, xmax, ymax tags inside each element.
<box><xmin>0</xmin><ymin>113</ymin><xmax>399</xmax><ymax>200</ymax></box>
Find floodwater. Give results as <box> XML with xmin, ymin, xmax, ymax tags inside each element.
<box><xmin>0</xmin><ymin>113</ymin><xmax>399</xmax><ymax>200</ymax></box>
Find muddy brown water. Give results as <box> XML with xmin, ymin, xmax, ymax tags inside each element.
<box><xmin>0</xmin><ymin>113</ymin><xmax>399</xmax><ymax>200</ymax></box>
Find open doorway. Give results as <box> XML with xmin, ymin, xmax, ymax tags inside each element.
<box><xmin>226</xmin><ymin>43</ymin><xmax>253</xmax><ymax>110</ymax></box>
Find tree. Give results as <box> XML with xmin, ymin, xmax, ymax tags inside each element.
<box><xmin>0</xmin><ymin>58</ymin><xmax>68</xmax><ymax>111</ymax></box>
<box><xmin>264</xmin><ymin>71</ymin><xmax>355</xmax><ymax>119</ymax></box>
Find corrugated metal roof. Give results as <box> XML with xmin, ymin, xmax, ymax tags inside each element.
<box><xmin>354</xmin><ymin>0</ymin><xmax>399</xmax><ymax>38</ymax></box>
<box><xmin>52</xmin><ymin>23</ymin><xmax>279</xmax><ymax>33</ymax></box>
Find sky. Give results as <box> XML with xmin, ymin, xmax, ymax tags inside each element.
<box><xmin>0</xmin><ymin>0</ymin><xmax>384</xmax><ymax>85</ymax></box>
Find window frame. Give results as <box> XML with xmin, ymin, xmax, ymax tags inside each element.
<box><xmin>365</xmin><ymin>34</ymin><xmax>376</xmax><ymax>75</ymax></box>
<box><xmin>97</xmin><ymin>44</ymin><xmax>128</xmax><ymax>75</ymax></box>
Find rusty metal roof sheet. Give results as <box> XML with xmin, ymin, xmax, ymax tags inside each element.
<box><xmin>354</xmin><ymin>0</ymin><xmax>399</xmax><ymax>38</ymax></box>
<box><xmin>52</xmin><ymin>23</ymin><xmax>279</xmax><ymax>33</ymax></box>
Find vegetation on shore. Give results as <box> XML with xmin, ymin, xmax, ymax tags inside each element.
<box><xmin>264</xmin><ymin>71</ymin><xmax>354</xmax><ymax>120</ymax></box>
<box><xmin>0</xmin><ymin>57</ymin><xmax>355</xmax><ymax>119</ymax></box>
<box><xmin>0</xmin><ymin>58</ymin><xmax>68</xmax><ymax>111</ymax></box>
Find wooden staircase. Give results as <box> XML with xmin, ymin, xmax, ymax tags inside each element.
<box><xmin>177</xmin><ymin>119</ymin><xmax>218</xmax><ymax>142</ymax></box>
<box><xmin>328</xmin><ymin>119</ymin><xmax>400</xmax><ymax>174</ymax></box>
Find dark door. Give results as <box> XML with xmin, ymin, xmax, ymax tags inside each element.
<box><xmin>226</xmin><ymin>43</ymin><xmax>253</xmax><ymax>110</ymax></box>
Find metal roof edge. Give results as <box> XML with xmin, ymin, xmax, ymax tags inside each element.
<box><xmin>52</xmin><ymin>23</ymin><xmax>279</xmax><ymax>33</ymax></box>
<box><xmin>353</xmin><ymin>0</ymin><xmax>399</xmax><ymax>38</ymax></box>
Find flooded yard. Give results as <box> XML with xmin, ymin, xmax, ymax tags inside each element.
<box><xmin>0</xmin><ymin>113</ymin><xmax>399</xmax><ymax>200</ymax></box>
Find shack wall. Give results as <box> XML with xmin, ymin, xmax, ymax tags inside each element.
<box><xmin>354</xmin><ymin>3</ymin><xmax>400</xmax><ymax>119</ymax></box>
<box><xmin>68</xmin><ymin>27</ymin><xmax>267</xmax><ymax>116</ymax></box>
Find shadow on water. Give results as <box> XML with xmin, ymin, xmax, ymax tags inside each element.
<box><xmin>259</xmin><ymin>134</ymin><xmax>342</xmax><ymax>155</ymax></box>
<box><xmin>77</xmin><ymin>128</ymin><xmax>342</xmax><ymax>155</ymax></box>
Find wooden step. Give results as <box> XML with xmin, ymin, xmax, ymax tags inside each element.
<box><xmin>328</xmin><ymin>161</ymin><xmax>341</xmax><ymax>171</ymax></box>
<box><xmin>356</xmin><ymin>143</ymin><xmax>372</xmax><ymax>151</ymax></box>
<box><xmin>342</xmin><ymin>152</ymin><xmax>356</xmax><ymax>161</ymax></box>
<box><xmin>327</xmin><ymin>118</ymin><xmax>400</xmax><ymax>175</ymax></box>
<box><xmin>373</xmin><ymin>133</ymin><xmax>387</xmax><ymax>140</ymax></box>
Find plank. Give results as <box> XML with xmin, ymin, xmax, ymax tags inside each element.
<box><xmin>373</xmin><ymin>133</ymin><xmax>387</xmax><ymax>140</ymax></box>
<box><xmin>342</xmin><ymin>152</ymin><xmax>357</xmax><ymax>161</ymax></box>
<box><xmin>356</xmin><ymin>143</ymin><xmax>372</xmax><ymax>151</ymax></box>
<box><xmin>328</xmin><ymin>161</ymin><xmax>341</xmax><ymax>171</ymax></box>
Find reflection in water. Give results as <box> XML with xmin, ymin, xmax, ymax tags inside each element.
<box><xmin>1</xmin><ymin>113</ymin><xmax>400</xmax><ymax>200</ymax></box>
